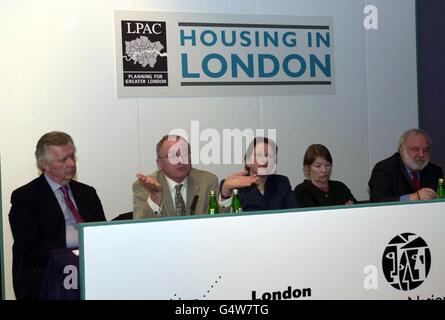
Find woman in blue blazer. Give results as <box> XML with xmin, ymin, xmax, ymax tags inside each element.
<box><xmin>220</xmin><ymin>137</ymin><xmax>298</xmax><ymax>212</ymax></box>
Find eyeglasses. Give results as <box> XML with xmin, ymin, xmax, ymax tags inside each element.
<box><xmin>158</xmin><ymin>151</ymin><xmax>191</xmax><ymax>159</ymax></box>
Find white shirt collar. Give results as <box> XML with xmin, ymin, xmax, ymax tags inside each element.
<box><xmin>44</xmin><ymin>173</ymin><xmax>64</xmax><ymax>192</ymax></box>
<box><xmin>164</xmin><ymin>175</ymin><xmax>187</xmax><ymax>193</ymax></box>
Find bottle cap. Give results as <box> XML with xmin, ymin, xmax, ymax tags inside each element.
<box><xmin>232</xmin><ymin>188</ymin><xmax>239</xmax><ymax>195</ymax></box>
<box><xmin>210</xmin><ymin>190</ymin><xmax>216</xmax><ymax>196</ymax></box>
<box><xmin>439</xmin><ymin>178</ymin><xmax>444</xmax><ymax>183</ymax></box>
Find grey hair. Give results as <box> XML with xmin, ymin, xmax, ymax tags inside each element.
<box><xmin>35</xmin><ymin>131</ymin><xmax>74</xmax><ymax>170</ymax></box>
<box><xmin>398</xmin><ymin>128</ymin><xmax>432</xmax><ymax>151</ymax></box>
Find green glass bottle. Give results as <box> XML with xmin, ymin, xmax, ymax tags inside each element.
<box><xmin>437</xmin><ymin>178</ymin><xmax>445</xmax><ymax>199</ymax></box>
<box><xmin>208</xmin><ymin>190</ymin><xmax>219</xmax><ymax>214</ymax></box>
<box><xmin>230</xmin><ymin>189</ymin><xmax>243</xmax><ymax>213</ymax></box>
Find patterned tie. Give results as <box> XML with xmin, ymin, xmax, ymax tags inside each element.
<box><xmin>174</xmin><ymin>184</ymin><xmax>186</xmax><ymax>216</ymax></box>
<box><xmin>410</xmin><ymin>172</ymin><xmax>420</xmax><ymax>191</ymax></box>
<box><xmin>61</xmin><ymin>185</ymin><xmax>85</xmax><ymax>223</ymax></box>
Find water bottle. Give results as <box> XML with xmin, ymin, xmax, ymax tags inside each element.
<box><xmin>437</xmin><ymin>178</ymin><xmax>445</xmax><ymax>199</ymax></box>
<box><xmin>230</xmin><ymin>189</ymin><xmax>243</xmax><ymax>213</ymax></box>
<box><xmin>208</xmin><ymin>190</ymin><xmax>219</xmax><ymax>214</ymax></box>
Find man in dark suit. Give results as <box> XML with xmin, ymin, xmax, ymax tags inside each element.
<box><xmin>369</xmin><ymin>128</ymin><xmax>443</xmax><ymax>202</ymax></box>
<box><xmin>9</xmin><ymin>131</ymin><xmax>106</xmax><ymax>300</ymax></box>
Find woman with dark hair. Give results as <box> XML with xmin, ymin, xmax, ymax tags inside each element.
<box><xmin>294</xmin><ymin>144</ymin><xmax>356</xmax><ymax>207</ymax></box>
<box><xmin>220</xmin><ymin>137</ymin><xmax>298</xmax><ymax>212</ymax></box>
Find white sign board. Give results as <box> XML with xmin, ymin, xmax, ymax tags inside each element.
<box><xmin>114</xmin><ymin>11</ymin><xmax>334</xmax><ymax>97</ymax></box>
<box><xmin>80</xmin><ymin>201</ymin><xmax>445</xmax><ymax>300</ymax></box>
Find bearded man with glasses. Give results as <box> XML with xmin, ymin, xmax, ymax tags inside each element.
<box><xmin>369</xmin><ymin>128</ymin><xmax>443</xmax><ymax>202</ymax></box>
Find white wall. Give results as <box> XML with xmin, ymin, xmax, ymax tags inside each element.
<box><xmin>365</xmin><ymin>0</ymin><xmax>419</xmax><ymax>167</ymax></box>
<box><xmin>0</xmin><ymin>0</ymin><xmax>418</xmax><ymax>299</ymax></box>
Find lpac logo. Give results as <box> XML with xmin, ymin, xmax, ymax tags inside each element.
<box><xmin>121</xmin><ymin>20</ymin><xmax>168</xmax><ymax>87</ymax></box>
<box><xmin>382</xmin><ymin>233</ymin><xmax>431</xmax><ymax>291</ymax></box>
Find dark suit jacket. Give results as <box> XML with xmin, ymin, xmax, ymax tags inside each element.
<box><xmin>8</xmin><ymin>174</ymin><xmax>106</xmax><ymax>300</ymax></box>
<box><xmin>221</xmin><ymin>174</ymin><xmax>299</xmax><ymax>212</ymax></box>
<box><xmin>368</xmin><ymin>152</ymin><xmax>443</xmax><ymax>202</ymax></box>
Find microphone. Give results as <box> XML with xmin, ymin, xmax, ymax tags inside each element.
<box><xmin>190</xmin><ymin>194</ymin><xmax>199</xmax><ymax>215</ymax></box>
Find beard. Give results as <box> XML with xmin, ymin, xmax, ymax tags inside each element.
<box><xmin>401</xmin><ymin>148</ymin><xmax>430</xmax><ymax>171</ymax></box>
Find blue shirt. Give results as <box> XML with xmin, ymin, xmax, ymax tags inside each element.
<box><xmin>44</xmin><ymin>174</ymin><xmax>79</xmax><ymax>248</ymax></box>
